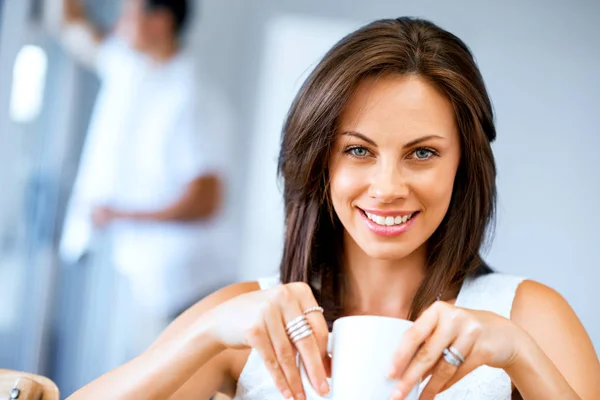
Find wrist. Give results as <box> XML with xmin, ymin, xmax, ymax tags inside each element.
<box><xmin>129</xmin><ymin>210</ymin><xmax>170</xmax><ymax>222</ymax></box>
<box><xmin>117</xmin><ymin>210</ymin><xmax>153</xmax><ymax>221</ymax></box>
<box><xmin>185</xmin><ymin>312</ymin><xmax>227</xmax><ymax>354</ymax></box>
<box><xmin>504</xmin><ymin>325</ymin><xmax>535</xmax><ymax>375</ymax></box>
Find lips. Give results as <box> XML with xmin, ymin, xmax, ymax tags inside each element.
<box><xmin>358</xmin><ymin>208</ymin><xmax>420</xmax><ymax>237</ymax></box>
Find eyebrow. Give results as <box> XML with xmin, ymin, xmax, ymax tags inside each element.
<box><xmin>341</xmin><ymin>131</ymin><xmax>445</xmax><ymax>148</ymax></box>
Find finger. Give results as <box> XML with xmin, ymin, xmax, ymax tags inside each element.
<box><xmin>440</xmin><ymin>324</ymin><xmax>481</xmax><ymax>391</ymax></box>
<box><xmin>420</xmin><ymin>355</ymin><xmax>460</xmax><ymax>400</ymax></box>
<box><xmin>292</xmin><ymin>284</ymin><xmax>330</xmax><ymax>363</ymax></box>
<box><xmin>282</xmin><ymin>283</ymin><xmax>329</xmax><ymax>396</ymax></box>
<box><xmin>440</xmin><ymin>358</ymin><xmax>478</xmax><ymax>393</ymax></box>
<box><xmin>418</xmin><ymin>356</ymin><xmax>459</xmax><ymax>400</ymax></box>
<box><xmin>393</xmin><ymin>305</ymin><xmax>461</xmax><ymax>398</ymax></box>
<box><xmin>265</xmin><ymin>303</ymin><xmax>303</xmax><ymax>399</ymax></box>
<box><xmin>389</xmin><ymin>301</ymin><xmax>443</xmax><ymax>379</ymax></box>
<box><xmin>300</xmin><ymin>309</ymin><xmax>330</xmax><ymax>384</ymax></box>
<box><xmin>246</xmin><ymin>320</ymin><xmax>294</xmax><ymax>400</ymax></box>
<box><xmin>420</xmin><ymin>324</ymin><xmax>477</xmax><ymax>399</ymax></box>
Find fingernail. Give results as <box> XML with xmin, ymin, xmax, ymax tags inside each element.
<box><xmin>320</xmin><ymin>380</ymin><xmax>330</xmax><ymax>394</ymax></box>
<box><xmin>295</xmin><ymin>393</ymin><xmax>305</xmax><ymax>400</ymax></box>
<box><xmin>390</xmin><ymin>388</ymin><xmax>403</xmax><ymax>400</ymax></box>
<box><xmin>283</xmin><ymin>389</ymin><xmax>292</xmax><ymax>399</ymax></box>
<box><xmin>387</xmin><ymin>367</ymin><xmax>397</xmax><ymax>379</ymax></box>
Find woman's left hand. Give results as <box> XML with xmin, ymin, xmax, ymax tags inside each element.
<box><xmin>388</xmin><ymin>300</ymin><xmax>526</xmax><ymax>400</ymax></box>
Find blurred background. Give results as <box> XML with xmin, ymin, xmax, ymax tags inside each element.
<box><xmin>0</xmin><ymin>0</ymin><xmax>598</xmax><ymax>397</ymax></box>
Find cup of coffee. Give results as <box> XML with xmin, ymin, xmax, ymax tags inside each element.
<box><xmin>299</xmin><ymin>315</ymin><xmax>419</xmax><ymax>400</ymax></box>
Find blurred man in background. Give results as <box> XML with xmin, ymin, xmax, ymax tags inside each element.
<box><xmin>52</xmin><ymin>0</ymin><xmax>236</xmax><ymax>362</ymax></box>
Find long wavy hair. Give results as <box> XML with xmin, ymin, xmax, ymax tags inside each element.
<box><xmin>278</xmin><ymin>17</ymin><xmax>496</xmax><ymax>325</ymax></box>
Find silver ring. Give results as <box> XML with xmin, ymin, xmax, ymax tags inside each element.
<box><xmin>286</xmin><ymin>315</ymin><xmax>307</xmax><ymax>330</ymax></box>
<box><xmin>286</xmin><ymin>317</ymin><xmax>308</xmax><ymax>334</ymax></box>
<box><xmin>287</xmin><ymin>318</ymin><xmax>309</xmax><ymax>335</ymax></box>
<box><xmin>448</xmin><ymin>346</ymin><xmax>465</xmax><ymax>363</ymax></box>
<box><xmin>303</xmin><ymin>306</ymin><xmax>324</xmax><ymax>315</ymax></box>
<box><xmin>286</xmin><ymin>316</ymin><xmax>314</xmax><ymax>344</ymax></box>
<box><xmin>291</xmin><ymin>328</ymin><xmax>313</xmax><ymax>343</ymax></box>
<box><xmin>442</xmin><ymin>348</ymin><xmax>462</xmax><ymax>367</ymax></box>
<box><xmin>289</xmin><ymin>325</ymin><xmax>312</xmax><ymax>341</ymax></box>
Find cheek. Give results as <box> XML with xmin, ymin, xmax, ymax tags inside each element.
<box><xmin>138</xmin><ymin>21</ymin><xmax>151</xmax><ymax>38</ymax></box>
<box><xmin>411</xmin><ymin>165</ymin><xmax>456</xmax><ymax>213</ymax></box>
<box><xmin>329</xmin><ymin>163</ymin><xmax>368</xmax><ymax>211</ymax></box>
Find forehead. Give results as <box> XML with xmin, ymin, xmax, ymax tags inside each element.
<box><xmin>338</xmin><ymin>74</ymin><xmax>458</xmax><ymax>142</ymax></box>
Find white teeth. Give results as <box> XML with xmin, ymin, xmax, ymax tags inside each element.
<box><xmin>365</xmin><ymin>211</ymin><xmax>414</xmax><ymax>226</ymax></box>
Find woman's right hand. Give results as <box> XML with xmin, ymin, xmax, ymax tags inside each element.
<box><xmin>205</xmin><ymin>281</ymin><xmax>330</xmax><ymax>399</ymax></box>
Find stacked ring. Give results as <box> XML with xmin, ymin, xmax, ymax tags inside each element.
<box><xmin>286</xmin><ymin>315</ymin><xmax>313</xmax><ymax>344</ymax></box>
<box><xmin>285</xmin><ymin>306</ymin><xmax>324</xmax><ymax>344</ymax></box>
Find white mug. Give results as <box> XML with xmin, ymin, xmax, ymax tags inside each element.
<box><xmin>299</xmin><ymin>315</ymin><xmax>420</xmax><ymax>400</ymax></box>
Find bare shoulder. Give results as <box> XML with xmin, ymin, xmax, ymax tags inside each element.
<box><xmin>510</xmin><ymin>279</ymin><xmax>583</xmax><ymax>332</ymax></box>
<box><xmin>152</xmin><ymin>282</ymin><xmax>261</xmax><ymax>398</ymax></box>
<box><xmin>511</xmin><ymin>280</ymin><xmax>600</xmax><ymax>397</ymax></box>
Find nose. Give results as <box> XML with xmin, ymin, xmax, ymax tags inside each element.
<box><xmin>368</xmin><ymin>160</ymin><xmax>409</xmax><ymax>203</ymax></box>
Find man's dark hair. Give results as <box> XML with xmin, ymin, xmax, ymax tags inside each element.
<box><xmin>144</xmin><ymin>0</ymin><xmax>190</xmax><ymax>37</ymax></box>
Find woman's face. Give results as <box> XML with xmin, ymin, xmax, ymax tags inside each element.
<box><xmin>329</xmin><ymin>74</ymin><xmax>461</xmax><ymax>260</ymax></box>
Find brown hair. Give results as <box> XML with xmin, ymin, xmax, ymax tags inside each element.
<box><xmin>278</xmin><ymin>17</ymin><xmax>496</xmax><ymax>324</ymax></box>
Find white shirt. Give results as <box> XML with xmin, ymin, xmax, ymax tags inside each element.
<box><xmin>235</xmin><ymin>273</ymin><xmax>525</xmax><ymax>400</ymax></box>
<box><xmin>60</xmin><ymin>37</ymin><xmax>236</xmax><ymax>315</ymax></box>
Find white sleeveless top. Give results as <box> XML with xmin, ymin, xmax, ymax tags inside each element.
<box><xmin>234</xmin><ymin>273</ymin><xmax>526</xmax><ymax>400</ymax></box>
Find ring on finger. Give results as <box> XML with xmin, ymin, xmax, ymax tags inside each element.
<box><xmin>286</xmin><ymin>314</ymin><xmax>307</xmax><ymax>330</ymax></box>
<box><xmin>442</xmin><ymin>348</ymin><xmax>462</xmax><ymax>367</ymax></box>
<box><xmin>448</xmin><ymin>346</ymin><xmax>465</xmax><ymax>363</ymax></box>
<box><xmin>286</xmin><ymin>316</ymin><xmax>314</xmax><ymax>344</ymax></box>
<box><xmin>286</xmin><ymin>316</ymin><xmax>308</xmax><ymax>334</ymax></box>
<box><xmin>290</xmin><ymin>327</ymin><xmax>313</xmax><ymax>343</ymax></box>
<box><xmin>303</xmin><ymin>306</ymin><xmax>324</xmax><ymax>315</ymax></box>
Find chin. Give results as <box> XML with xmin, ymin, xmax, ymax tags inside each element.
<box><xmin>130</xmin><ymin>41</ymin><xmax>147</xmax><ymax>51</ymax></box>
<box><xmin>124</xmin><ymin>34</ymin><xmax>147</xmax><ymax>51</ymax></box>
<box><xmin>359</xmin><ymin>240</ymin><xmax>420</xmax><ymax>261</ymax></box>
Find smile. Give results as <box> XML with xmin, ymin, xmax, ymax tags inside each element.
<box><xmin>358</xmin><ymin>208</ymin><xmax>419</xmax><ymax>237</ymax></box>
<box><xmin>364</xmin><ymin>211</ymin><xmax>416</xmax><ymax>226</ymax></box>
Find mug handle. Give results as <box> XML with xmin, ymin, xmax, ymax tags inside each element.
<box><xmin>297</xmin><ymin>333</ymin><xmax>333</xmax><ymax>399</ymax></box>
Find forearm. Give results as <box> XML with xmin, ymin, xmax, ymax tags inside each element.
<box><xmin>42</xmin><ymin>0</ymin><xmax>103</xmax><ymax>67</ymax></box>
<box><xmin>117</xmin><ymin>176</ymin><xmax>222</xmax><ymax>222</ymax></box>
<box><xmin>506</xmin><ymin>330</ymin><xmax>580</xmax><ymax>400</ymax></box>
<box><xmin>67</xmin><ymin>322</ymin><xmax>224</xmax><ymax>400</ymax></box>
<box><xmin>122</xmin><ymin>200</ymin><xmax>212</xmax><ymax>222</ymax></box>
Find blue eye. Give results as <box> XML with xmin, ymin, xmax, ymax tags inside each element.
<box><xmin>346</xmin><ymin>146</ymin><xmax>369</xmax><ymax>157</ymax></box>
<box><xmin>413</xmin><ymin>148</ymin><xmax>435</xmax><ymax>160</ymax></box>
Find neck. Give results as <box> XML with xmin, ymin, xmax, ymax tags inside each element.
<box><xmin>341</xmin><ymin>234</ymin><xmax>428</xmax><ymax>320</ymax></box>
<box><xmin>147</xmin><ymin>39</ymin><xmax>179</xmax><ymax>63</ymax></box>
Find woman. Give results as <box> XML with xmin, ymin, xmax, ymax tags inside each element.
<box><xmin>68</xmin><ymin>17</ymin><xmax>600</xmax><ymax>400</ymax></box>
